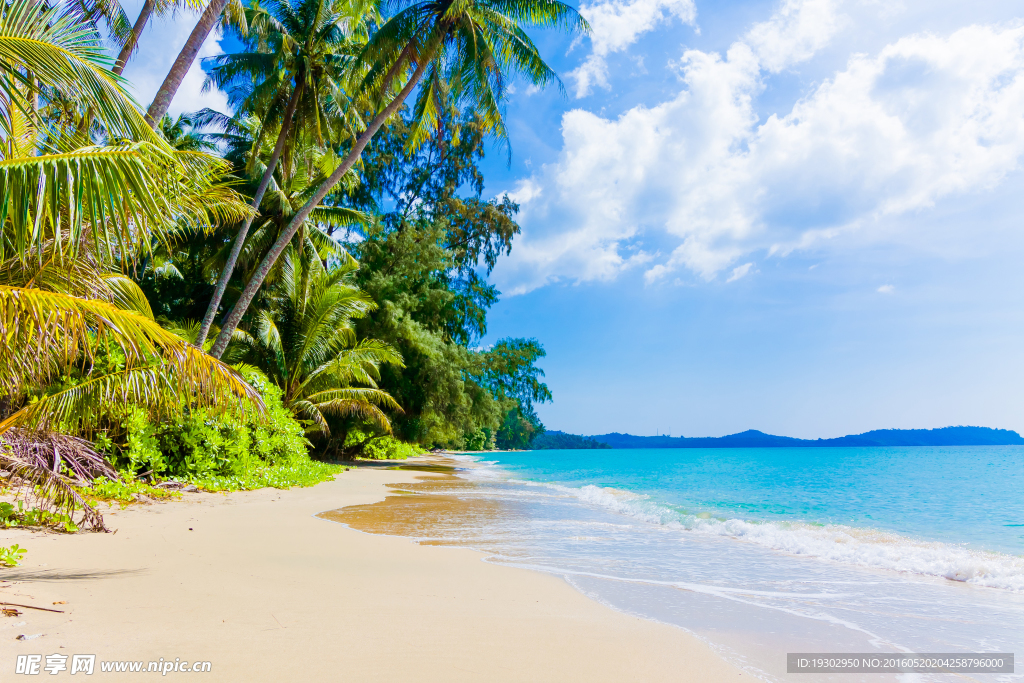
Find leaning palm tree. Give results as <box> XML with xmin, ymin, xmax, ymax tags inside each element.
<box><xmin>208</xmin><ymin>0</ymin><xmax>590</xmax><ymax>357</ymax></box>
<box><xmin>230</xmin><ymin>247</ymin><xmax>403</xmax><ymax>438</ymax></box>
<box><xmin>144</xmin><ymin>0</ymin><xmax>248</xmax><ymax>125</ymax></box>
<box><xmin>193</xmin><ymin>0</ymin><xmax>377</xmax><ymax>348</ymax></box>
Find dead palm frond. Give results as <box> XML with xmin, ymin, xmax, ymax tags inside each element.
<box><xmin>0</xmin><ymin>437</ymin><xmax>107</xmax><ymax>531</ymax></box>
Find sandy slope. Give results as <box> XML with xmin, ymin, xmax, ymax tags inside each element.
<box><xmin>0</xmin><ymin>464</ymin><xmax>743</xmax><ymax>682</ymax></box>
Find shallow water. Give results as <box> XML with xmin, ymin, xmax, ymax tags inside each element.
<box><xmin>326</xmin><ymin>447</ymin><xmax>1024</xmax><ymax>682</ymax></box>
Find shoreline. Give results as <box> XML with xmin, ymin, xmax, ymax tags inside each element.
<box><xmin>0</xmin><ymin>458</ymin><xmax>743</xmax><ymax>681</ymax></box>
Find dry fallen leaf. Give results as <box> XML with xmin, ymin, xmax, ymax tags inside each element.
<box><xmin>2</xmin><ymin>608</ymin><xmax>21</xmax><ymax>617</ymax></box>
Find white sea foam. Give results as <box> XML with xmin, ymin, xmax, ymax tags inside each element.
<box><xmin>508</xmin><ymin>480</ymin><xmax>1024</xmax><ymax>592</ymax></box>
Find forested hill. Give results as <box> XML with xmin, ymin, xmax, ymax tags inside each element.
<box><xmin>552</xmin><ymin>426</ymin><xmax>1024</xmax><ymax>449</ymax></box>
<box><xmin>531</xmin><ymin>431</ymin><xmax>612</xmax><ymax>449</ymax></box>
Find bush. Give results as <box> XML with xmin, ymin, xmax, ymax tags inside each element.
<box><xmin>0</xmin><ymin>501</ymin><xmax>80</xmax><ymax>533</ymax></box>
<box><xmin>342</xmin><ymin>429</ymin><xmax>423</xmax><ymax>460</ymax></box>
<box><xmin>106</xmin><ymin>368</ymin><xmax>314</xmax><ymax>487</ymax></box>
<box><xmin>194</xmin><ymin>459</ymin><xmax>345</xmax><ymax>491</ymax></box>
<box><xmin>464</xmin><ymin>427</ymin><xmax>495</xmax><ymax>451</ymax></box>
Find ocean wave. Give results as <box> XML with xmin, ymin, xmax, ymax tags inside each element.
<box><xmin>510</xmin><ymin>480</ymin><xmax>1024</xmax><ymax>592</ymax></box>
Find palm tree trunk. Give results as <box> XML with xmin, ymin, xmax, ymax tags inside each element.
<box><xmin>113</xmin><ymin>0</ymin><xmax>155</xmax><ymax>76</ymax></box>
<box><xmin>145</xmin><ymin>0</ymin><xmax>232</xmax><ymax>127</ymax></box>
<box><xmin>194</xmin><ymin>78</ymin><xmax>305</xmax><ymax>349</ymax></box>
<box><xmin>208</xmin><ymin>54</ymin><xmax>432</xmax><ymax>358</ymax></box>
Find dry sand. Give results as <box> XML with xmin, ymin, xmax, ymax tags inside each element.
<box><xmin>0</xmin><ymin>461</ymin><xmax>744</xmax><ymax>681</ymax></box>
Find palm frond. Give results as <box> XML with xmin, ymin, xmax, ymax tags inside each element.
<box><xmin>0</xmin><ymin>286</ymin><xmax>264</xmax><ymax>431</ymax></box>
<box><xmin>0</xmin><ymin>437</ymin><xmax>106</xmax><ymax>530</ymax></box>
<box><xmin>0</xmin><ymin>0</ymin><xmax>157</xmax><ymax>142</ymax></box>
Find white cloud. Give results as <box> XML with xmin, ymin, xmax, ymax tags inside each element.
<box><xmin>745</xmin><ymin>0</ymin><xmax>845</xmax><ymax>72</ymax></box>
<box><xmin>570</xmin><ymin>0</ymin><xmax>697</xmax><ymax>97</ymax></box>
<box><xmin>494</xmin><ymin>7</ymin><xmax>1024</xmax><ymax>295</ymax></box>
<box><xmin>877</xmin><ymin>284</ymin><xmax>895</xmax><ymax>293</ymax></box>
<box><xmin>727</xmin><ymin>262</ymin><xmax>756</xmax><ymax>282</ymax></box>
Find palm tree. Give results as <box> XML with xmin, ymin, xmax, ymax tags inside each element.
<box><xmin>0</xmin><ymin>0</ymin><xmax>257</xmax><ymax>421</ymax></box>
<box><xmin>0</xmin><ymin>0</ymin><xmax>259</xmax><ymax>524</ymax></box>
<box><xmin>144</xmin><ymin>0</ymin><xmax>249</xmax><ymax>125</ymax></box>
<box><xmin>158</xmin><ymin>111</ymin><xmax>217</xmax><ymax>151</ymax></box>
<box><xmin>230</xmin><ymin>247</ymin><xmax>403</xmax><ymax>442</ymax></box>
<box><xmin>193</xmin><ymin>0</ymin><xmax>376</xmax><ymax>348</ymax></box>
<box><xmin>208</xmin><ymin>0</ymin><xmax>589</xmax><ymax>357</ymax></box>
<box><xmin>0</xmin><ymin>258</ymin><xmax>262</xmax><ymax>438</ymax></box>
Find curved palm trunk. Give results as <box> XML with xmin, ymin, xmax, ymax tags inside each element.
<box><xmin>195</xmin><ymin>79</ymin><xmax>305</xmax><ymax>349</ymax></box>
<box><xmin>145</xmin><ymin>0</ymin><xmax>232</xmax><ymax>127</ymax></box>
<box><xmin>208</xmin><ymin>56</ymin><xmax>432</xmax><ymax>359</ymax></box>
<box><xmin>113</xmin><ymin>0</ymin><xmax>155</xmax><ymax>76</ymax></box>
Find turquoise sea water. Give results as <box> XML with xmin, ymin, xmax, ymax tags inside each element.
<box><xmin>486</xmin><ymin>446</ymin><xmax>1024</xmax><ymax>555</ymax></box>
<box><xmin>421</xmin><ymin>447</ymin><xmax>1024</xmax><ymax>682</ymax></box>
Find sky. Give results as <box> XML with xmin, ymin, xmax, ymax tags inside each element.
<box><xmin>127</xmin><ymin>0</ymin><xmax>1024</xmax><ymax>439</ymax></box>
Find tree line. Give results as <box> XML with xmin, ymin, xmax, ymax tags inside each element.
<box><xmin>0</xmin><ymin>0</ymin><xmax>586</xmax><ymax>527</ymax></box>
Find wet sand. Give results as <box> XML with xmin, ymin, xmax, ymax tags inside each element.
<box><xmin>0</xmin><ymin>459</ymin><xmax>743</xmax><ymax>681</ymax></box>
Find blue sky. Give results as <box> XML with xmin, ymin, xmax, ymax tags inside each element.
<box><xmin>128</xmin><ymin>0</ymin><xmax>1024</xmax><ymax>438</ymax></box>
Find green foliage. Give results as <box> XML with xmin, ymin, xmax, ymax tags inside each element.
<box><xmin>342</xmin><ymin>429</ymin><xmax>422</xmax><ymax>459</ymax></box>
<box><xmin>0</xmin><ymin>0</ymin><xmax>569</xmax><ymax>484</ymax></box>
<box><xmin>464</xmin><ymin>427</ymin><xmax>496</xmax><ymax>451</ymax></box>
<box><xmin>108</xmin><ymin>367</ymin><xmax>309</xmax><ymax>481</ymax></box>
<box><xmin>337</xmin><ymin>112</ymin><xmax>552</xmax><ymax>450</ymax></box>
<box><xmin>227</xmin><ymin>250</ymin><xmax>403</xmax><ymax>442</ymax></box>
<box><xmin>0</xmin><ymin>543</ymin><xmax>26</xmax><ymax>567</ymax></box>
<box><xmin>193</xmin><ymin>459</ymin><xmax>345</xmax><ymax>492</ymax></box>
<box><xmin>76</xmin><ymin>476</ymin><xmax>180</xmax><ymax>504</ymax></box>
<box><xmin>496</xmin><ymin>405</ymin><xmax>544</xmax><ymax>450</ymax></box>
<box><xmin>0</xmin><ymin>501</ymin><xmax>79</xmax><ymax>533</ymax></box>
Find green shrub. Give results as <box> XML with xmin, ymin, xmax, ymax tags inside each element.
<box><xmin>464</xmin><ymin>427</ymin><xmax>495</xmax><ymax>451</ymax></box>
<box><xmin>194</xmin><ymin>459</ymin><xmax>345</xmax><ymax>491</ymax></box>
<box><xmin>109</xmin><ymin>367</ymin><xmax>311</xmax><ymax>486</ymax></box>
<box><xmin>342</xmin><ymin>429</ymin><xmax>423</xmax><ymax>460</ymax></box>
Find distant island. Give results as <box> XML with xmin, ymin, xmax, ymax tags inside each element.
<box><xmin>532</xmin><ymin>426</ymin><xmax>1024</xmax><ymax>449</ymax></box>
<box><xmin>531</xmin><ymin>431</ymin><xmax>613</xmax><ymax>450</ymax></box>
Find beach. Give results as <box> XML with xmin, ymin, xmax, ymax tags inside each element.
<box><xmin>0</xmin><ymin>460</ymin><xmax>742</xmax><ymax>681</ymax></box>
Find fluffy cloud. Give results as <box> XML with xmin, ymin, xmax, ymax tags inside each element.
<box><xmin>570</xmin><ymin>0</ymin><xmax>697</xmax><ymax>97</ymax></box>
<box><xmin>744</xmin><ymin>0</ymin><xmax>845</xmax><ymax>72</ymax></box>
<box><xmin>493</xmin><ymin>2</ymin><xmax>1024</xmax><ymax>295</ymax></box>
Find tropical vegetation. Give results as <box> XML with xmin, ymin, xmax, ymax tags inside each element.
<box><xmin>0</xmin><ymin>0</ymin><xmax>586</xmax><ymax>531</ymax></box>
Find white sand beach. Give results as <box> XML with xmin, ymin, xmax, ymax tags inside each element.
<box><xmin>0</xmin><ymin>462</ymin><xmax>743</xmax><ymax>682</ymax></box>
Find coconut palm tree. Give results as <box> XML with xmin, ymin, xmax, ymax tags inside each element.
<box><xmin>144</xmin><ymin>0</ymin><xmax>249</xmax><ymax>125</ymax></box>
<box><xmin>230</xmin><ymin>246</ymin><xmax>403</xmax><ymax>440</ymax></box>
<box><xmin>193</xmin><ymin>0</ymin><xmax>377</xmax><ymax>348</ymax></box>
<box><xmin>208</xmin><ymin>0</ymin><xmax>590</xmax><ymax>357</ymax></box>
<box><xmin>0</xmin><ymin>0</ymin><xmax>259</xmax><ymax>525</ymax></box>
<box><xmin>0</xmin><ymin>0</ymin><xmax>257</xmax><ymax>428</ymax></box>
<box><xmin>157</xmin><ymin>111</ymin><xmax>217</xmax><ymax>151</ymax></box>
